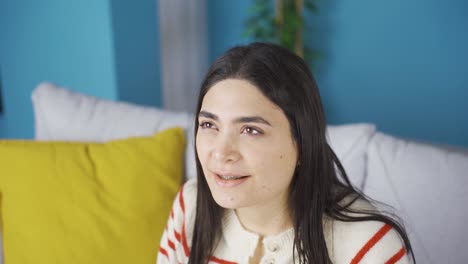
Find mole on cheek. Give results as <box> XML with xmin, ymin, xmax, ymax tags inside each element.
<box><xmin>280</xmin><ymin>155</ymin><xmax>284</xmax><ymax>159</ymax></box>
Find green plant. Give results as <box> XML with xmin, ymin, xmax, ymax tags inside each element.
<box><xmin>244</xmin><ymin>0</ymin><xmax>319</xmax><ymax>67</ymax></box>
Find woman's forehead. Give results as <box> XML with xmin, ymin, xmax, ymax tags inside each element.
<box><xmin>201</xmin><ymin>79</ymin><xmax>282</xmax><ymax>116</ymax></box>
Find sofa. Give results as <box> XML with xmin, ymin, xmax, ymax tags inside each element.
<box><xmin>0</xmin><ymin>82</ymin><xmax>467</xmax><ymax>263</ymax></box>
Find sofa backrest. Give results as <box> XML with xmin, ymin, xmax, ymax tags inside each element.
<box><xmin>364</xmin><ymin>132</ymin><xmax>468</xmax><ymax>263</ymax></box>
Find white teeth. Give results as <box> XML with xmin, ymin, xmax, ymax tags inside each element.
<box><xmin>218</xmin><ymin>175</ymin><xmax>245</xmax><ymax>180</ymax></box>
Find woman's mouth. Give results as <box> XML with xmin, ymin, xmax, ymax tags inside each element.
<box><xmin>214</xmin><ymin>173</ymin><xmax>250</xmax><ymax>187</ymax></box>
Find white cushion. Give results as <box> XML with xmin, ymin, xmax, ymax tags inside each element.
<box><xmin>327</xmin><ymin>123</ymin><xmax>377</xmax><ymax>189</ymax></box>
<box><xmin>32</xmin><ymin>82</ymin><xmax>197</xmax><ymax>180</ymax></box>
<box><xmin>364</xmin><ymin>132</ymin><xmax>468</xmax><ymax>263</ymax></box>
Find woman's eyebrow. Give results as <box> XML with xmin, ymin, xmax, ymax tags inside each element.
<box><xmin>199</xmin><ymin>110</ymin><xmax>218</xmax><ymax>120</ymax></box>
<box><xmin>234</xmin><ymin>116</ymin><xmax>272</xmax><ymax>126</ymax></box>
<box><xmin>198</xmin><ymin>110</ymin><xmax>272</xmax><ymax>126</ymax></box>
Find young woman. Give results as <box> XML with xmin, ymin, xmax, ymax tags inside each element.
<box><xmin>157</xmin><ymin>42</ymin><xmax>414</xmax><ymax>264</ymax></box>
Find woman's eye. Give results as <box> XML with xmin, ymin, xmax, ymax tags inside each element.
<box><xmin>242</xmin><ymin>126</ymin><xmax>262</xmax><ymax>135</ymax></box>
<box><xmin>199</xmin><ymin>122</ymin><xmax>216</xmax><ymax>130</ymax></box>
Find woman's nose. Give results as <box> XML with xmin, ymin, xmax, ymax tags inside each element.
<box><xmin>212</xmin><ymin>134</ymin><xmax>240</xmax><ymax>163</ymax></box>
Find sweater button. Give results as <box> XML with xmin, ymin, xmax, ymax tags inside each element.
<box><xmin>267</xmin><ymin>242</ymin><xmax>279</xmax><ymax>252</ymax></box>
<box><xmin>263</xmin><ymin>258</ymin><xmax>275</xmax><ymax>264</ymax></box>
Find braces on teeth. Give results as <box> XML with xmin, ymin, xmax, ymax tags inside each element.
<box><xmin>219</xmin><ymin>175</ymin><xmax>245</xmax><ymax>180</ymax></box>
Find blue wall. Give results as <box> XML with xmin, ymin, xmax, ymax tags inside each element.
<box><xmin>0</xmin><ymin>115</ymin><xmax>4</xmax><ymax>138</ymax></box>
<box><xmin>207</xmin><ymin>0</ymin><xmax>253</xmax><ymax>63</ymax></box>
<box><xmin>1</xmin><ymin>1</ymin><xmax>466</xmax><ymax>147</ymax></box>
<box><xmin>0</xmin><ymin>67</ymin><xmax>4</xmax><ymax>137</ymax></box>
<box><xmin>207</xmin><ymin>0</ymin><xmax>468</xmax><ymax>147</ymax></box>
<box><xmin>111</xmin><ymin>0</ymin><xmax>162</xmax><ymax>107</ymax></box>
<box><xmin>0</xmin><ymin>1</ymin><xmax>117</xmax><ymax>139</ymax></box>
<box><xmin>0</xmin><ymin>0</ymin><xmax>161</xmax><ymax>139</ymax></box>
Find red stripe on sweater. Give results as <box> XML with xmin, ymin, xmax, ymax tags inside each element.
<box><xmin>209</xmin><ymin>256</ymin><xmax>238</xmax><ymax>264</ymax></box>
<box><xmin>179</xmin><ymin>184</ymin><xmax>190</xmax><ymax>256</ymax></box>
<box><xmin>159</xmin><ymin>247</ymin><xmax>169</xmax><ymax>258</ymax></box>
<box><xmin>168</xmin><ymin>238</ymin><xmax>176</xmax><ymax>250</ymax></box>
<box><xmin>174</xmin><ymin>230</ymin><xmax>181</xmax><ymax>242</ymax></box>
<box><xmin>350</xmin><ymin>223</ymin><xmax>392</xmax><ymax>264</ymax></box>
<box><xmin>179</xmin><ymin>185</ymin><xmax>186</xmax><ymax>213</ymax></box>
<box><xmin>385</xmin><ymin>246</ymin><xmax>406</xmax><ymax>264</ymax></box>
<box><xmin>181</xmin><ymin>220</ymin><xmax>190</xmax><ymax>257</ymax></box>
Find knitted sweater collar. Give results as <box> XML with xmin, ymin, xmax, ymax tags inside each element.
<box><xmin>221</xmin><ymin>209</ymin><xmax>295</xmax><ymax>258</ymax></box>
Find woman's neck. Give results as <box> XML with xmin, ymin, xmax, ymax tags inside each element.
<box><xmin>235</xmin><ymin>193</ymin><xmax>293</xmax><ymax>237</ymax></box>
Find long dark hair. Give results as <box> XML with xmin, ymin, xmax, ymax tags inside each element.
<box><xmin>189</xmin><ymin>42</ymin><xmax>414</xmax><ymax>263</ymax></box>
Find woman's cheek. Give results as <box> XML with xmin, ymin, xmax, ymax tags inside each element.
<box><xmin>196</xmin><ymin>133</ymin><xmax>209</xmax><ymax>163</ymax></box>
<box><xmin>258</xmin><ymin>141</ymin><xmax>296</xmax><ymax>178</ymax></box>
<box><xmin>241</xmin><ymin>141</ymin><xmax>269</xmax><ymax>170</ymax></box>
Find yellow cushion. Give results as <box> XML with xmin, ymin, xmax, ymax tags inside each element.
<box><xmin>0</xmin><ymin>128</ymin><xmax>185</xmax><ymax>264</ymax></box>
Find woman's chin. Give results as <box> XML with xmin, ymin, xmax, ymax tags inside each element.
<box><xmin>212</xmin><ymin>193</ymin><xmax>248</xmax><ymax>209</ymax></box>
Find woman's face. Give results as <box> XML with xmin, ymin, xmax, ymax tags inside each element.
<box><xmin>196</xmin><ymin>78</ymin><xmax>298</xmax><ymax>209</ymax></box>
